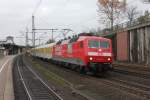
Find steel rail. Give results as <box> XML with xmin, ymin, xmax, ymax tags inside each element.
<box><xmin>17</xmin><ymin>58</ymin><xmax>32</xmax><ymax>100</ymax></box>
<box><xmin>21</xmin><ymin>57</ymin><xmax>64</xmax><ymax>100</ymax></box>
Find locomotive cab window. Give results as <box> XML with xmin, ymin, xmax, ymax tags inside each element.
<box><xmin>88</xmin><ymin>40</ymin><xmax>110</xmax><ymax>48</ymax></box>
<box><xmin>100</xmin><ymin>41</ymin><xmax>110</xmax><ymax>48</ymax></box>
<box><xmin>88</xmin><ymin>40</ymin><xmax>99</xmax><ymax>48</ymax></box>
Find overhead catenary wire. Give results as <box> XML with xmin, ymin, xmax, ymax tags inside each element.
<box><xmin>24</xmin><ymin>0</ymin><xmax>43</xmax><ymax>30</ymax></box>
<box><xmin>17</xmin><ymin>0</ymin><xmax>43</xmax><ymax>46</ymax></box>
<box><xmin>32</xmin><ymin>0</ymin><xmax>43</xmax><ymax>15</ymax></box>
<box><xmin>20</xmin><ymin>0</ymin><xmax>77</xmax><ymax>45</ymax></box>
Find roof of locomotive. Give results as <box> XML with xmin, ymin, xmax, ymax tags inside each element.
<box><xmin>77</xmin><ymin>36</ymin><xmax>110</xmax><ymax>41</ymax></box>
<box><xmin>32</xmin><ymin>35</ymin><xmax>111</xmax><ymax>49</ymax></box>
<box><xmin>61</xmin><ymin>39</ymin><xmax>71</xmax><ymax>45</ymax></box>
<box><xmin>55</xmin><ymin>36</ymin><xmax>111</xmax><ymax>46</ymax></box>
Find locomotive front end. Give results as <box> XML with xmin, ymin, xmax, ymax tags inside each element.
<box><xmin>86</xmin><ymin>37</ymin><xmax>113</xmax><ymax>73</ymax></box>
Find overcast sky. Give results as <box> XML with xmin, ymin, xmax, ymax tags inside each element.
<box><xmin>0</xmin><ymin>0</ymin><xmax>149</xmax><ymax>45</ymax></box>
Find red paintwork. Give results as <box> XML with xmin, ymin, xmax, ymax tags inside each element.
<box><xmin>52</xmin><ymin>36</ymin><xmax>113</xmax><ymax>66</ymax></box>
<box><xmin>117</xmin><ymin>31</ymin><xmax>128</xmax><ymax>61</ymax></box>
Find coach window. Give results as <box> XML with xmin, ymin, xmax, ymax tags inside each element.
<box><xmin>80</xmin><ymin>41</ymin><xmax>83</xmax><ymax>48</ymax></box>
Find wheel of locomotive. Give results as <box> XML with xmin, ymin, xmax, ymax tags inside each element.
<box><xmin>79</xmin><ymin>66</ymin><xmax>87</xmax><ymax>75</ymax></box>
<box><xmin>68</xmin><ymin>63</ymin><xmax>73</xmax><ymax>69</ymax></box>
<box><xmin>60</xmin><ymin>62</ymin><xmax>66</xmax><ymax>67</ymax></box>
<box><xmin>55</xmin><ymin>61</ymin><xmax>60</xmax><ymax>66</ymax></box>
<box><xmin>70</xmin><ymin>64</ymin><xmax>77</xmax><ymax>70</ymax></box>
<box><xmin>74</xmin><ymin>65</ymin><xmax>80</xmax><ymax>72</ymax></box>
<box><xmin>50</xmin><ymin>59</ymin><xmax>54</xmax><ymax>64</ymax></box>
<box><xmin>53</xmin><ymin>60</ymin><xmax>57</xmax><ymax>65</ymax></box>
<box><xmin>91</xmin><ymin>66</ymin><xmax>99</xmax><ymax>76</ymax></box>
<box><xmin>88</xmin><ymin>63</ymin><xmax>99</xmax><ymax>76</ymax></box>
<box><xmin>63</xmin><ymin>62</ymin><xmax>69</xmax><ymax>68</ymax></box>
<box><xmin>102</xmin><ymin>64</ymin><xmax>113</xmax><ymax>72</ymax></box>
<box><xmin>109</xmin><ymin>64</ymin><xmax>113</xmax><ymax>70</ymax></box>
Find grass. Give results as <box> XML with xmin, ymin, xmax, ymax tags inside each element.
<box><xmin>31</xmin><ymin>60</ymin><xmax>72</xmax><ymax>87</ymax></box>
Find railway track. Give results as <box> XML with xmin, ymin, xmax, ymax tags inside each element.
<box><xmin>76</xmin><ymin>71</ymin><xmax>150</xmax><ymax>100</ymax></box>
<box><xmin>104</xmin><ymin>68</ymin><xmax>150</xmax><ymax>99</ymax></box>
<box><xmin>113</xmin><ymin>64</ymin><xmax>150</xmax><ymax>79</ymax></box>
<box><xmin>84</xmin><ymin>73</ymin><xmax>150</xmax><ymax>99</ymax></box>
<box><xmin>14</xmin><ymin>56</ymin><xmax>63</xmax><ymax>100</ymax></box>
<box><xmin>114</xmin><ymin>68</ymin><xmax>150</xmax><ymax>79</ymax></box>
<box><xmin>109</xmin><ymin>76</ymin><xmax>150</xmax><ymax>91</ymax></box>
<box><xmin>113</xmin><ymin>64</ymin><xmax>150</xmax><ymax>72</ymax></box>
<box><xmin>104</xmin><ymin>78</ymin><xmax>150</xmax><ymax>99</ymax></box>
<box><xmin>24</xmin><ymin>56</ymin><xmax>150</xmax><ymax>100</ymax></box>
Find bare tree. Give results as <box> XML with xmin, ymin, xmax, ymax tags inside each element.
<box><xmin>97</xmin><ymin>0</ymin><xmax>126</xmax><ymax>31</ymax></box>
<box><xmin>141</xmin><ymin>0</ymin><xmax>150</xmax><ymax>3</ymax></box>
<box><xmin>126</xmin><ymin>6</ymin><xmax>140</xmax><ymax>25</ymax></box>
<box><xmin>138</xmin><ymin>10</ymin><xmax>150</xmax><ymax>23</ymax></box>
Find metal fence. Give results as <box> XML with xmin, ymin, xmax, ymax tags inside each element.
<box><xmin>113</xmin><ymin>18</ymin><xmax>150</xmax><ymax>32</ymax></box>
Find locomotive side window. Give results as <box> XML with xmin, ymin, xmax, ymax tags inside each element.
<box><xmin>68</xmin><ymin>44</ymin><xmax>72</xmax><ymax>54</ymax></box>
<box><xmin>80</xmin><ymin>41</ymin><xmax>83</xmax><ymax>48</ymax></box>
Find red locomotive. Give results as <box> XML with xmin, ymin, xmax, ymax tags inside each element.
<box><xmin>52</xmin><ymin>33</ymin><xmax>113</xmax><ymax>74</ymax></box>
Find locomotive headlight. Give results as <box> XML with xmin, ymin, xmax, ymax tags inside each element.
<box><xmin>108</xmin><ymin>58</ymin><xmax>111</xmax><ymax>61</ymax></box>
<box><xmin>99</xmin><ymin>49</ymin><xmax>102</xmax><ymax>52</ymax></box>
<box><xmin>89</xmin><ymin>57</ymin><xmax>93</xmax><ymax>61</ymax></box>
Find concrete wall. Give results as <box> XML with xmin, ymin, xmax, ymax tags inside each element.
<box><xmin>145</xmin><ymin>26</ymin><xmax>150</xmax><ymax>65</ymax></box>
<box><xmin>129</xmin><ymin>26</ymin><xmax>150</xmax><ymax>65</ymax></box>
<box><xmin>115</xmin><ymin>23</ymin><xmax>150</xmax><ymax>66</ymax></box>
<box><xmin>117</xmin><ymin>31</ymin><xmax>129</xmax><ymax>61</ymax></box>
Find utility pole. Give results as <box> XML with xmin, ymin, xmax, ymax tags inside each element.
<box><xmin>51</xmin><ymin>29</ymin><xmax>58</xmax><ymax>41</ymax></box>
<box><xmin>38</xmin><ymin>38</ymin><xmax>43</xmax><ymax>45</ymax></box>
<box><xmin>32</xmin><ymin>15</ymin><xmax>35</xmax><ymax>47</ymax></box>
<box><xmin>26</xmin><ymin>28</ymin><xmax>29</xmax><ymax>47</ymax></box>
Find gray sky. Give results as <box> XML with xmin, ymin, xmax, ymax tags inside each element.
<box><xmin>0</xmin><ymin>0</ymin><xmax>149</xmax><ymax>45</ymax></box>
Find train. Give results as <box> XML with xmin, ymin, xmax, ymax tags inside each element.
<box><xmin>30</xmin><ymin>33</ymin><xmax>113</xmax><ymax>75</ymax></box>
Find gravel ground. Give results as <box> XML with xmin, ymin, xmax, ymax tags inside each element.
<box><xmin>24</xmin><ymin>55</ymin><xmax>147</xmax><ymax>100</ymax></box>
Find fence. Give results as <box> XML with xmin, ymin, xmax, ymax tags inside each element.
<box><xmin>113</xmin><ymin>18</ymin><xmax>150</xmax><ymax>32</ymax></box>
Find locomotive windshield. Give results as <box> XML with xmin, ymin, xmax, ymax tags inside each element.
<box><xmin>88</xmin><ymin>40</ymin><xmax>99</xmax><ymax>48</ymax></box>
<box><xmin>100</xmin><ymin>41</ymin><xmax>110</xmax><ymax>48</ymax></box>
<box><xmin>88</xmin><ymin>40</ymin><xmax>110</xmax><ymax>48</ymax></box>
